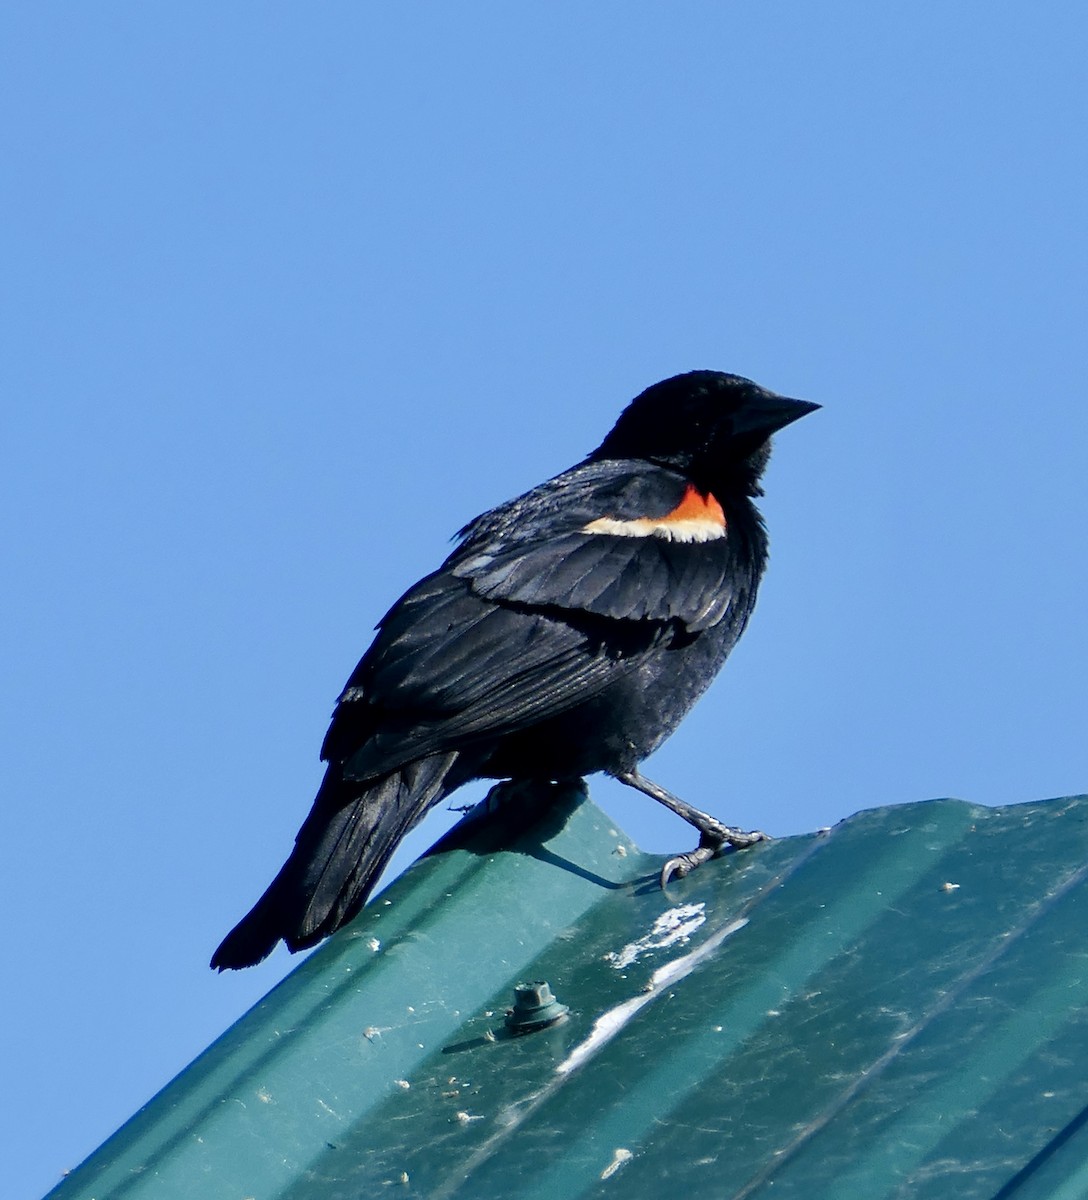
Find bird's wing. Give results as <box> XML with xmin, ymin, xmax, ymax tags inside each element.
<box><xmin>450</xmin><ymin>458</ymin><xmax>744</xmax><ymax>632</ymax></box>
<box><xmin>323</xmin><ymin>570</ymin><xmax>666</xmax><ymax>778</ymax></box>
<box><xmin>323</xmin><ymin>460</ymin><xmax>748</xmax><ymax>780</ymax></box>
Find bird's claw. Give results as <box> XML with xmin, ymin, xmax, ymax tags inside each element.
<box><xmin>660</xmin><ymin>846</ymin><xmax>716</xmax><ymax>886</ymax></box>
<box><xmin>719</xmin><ymin>825</ymin><xmax>769</xmax><ymax>850</ymax></box>
<box><xmin>659</xmin><ymin>826</ymin><xmax>769</xmax><ymax>888</ymax></box>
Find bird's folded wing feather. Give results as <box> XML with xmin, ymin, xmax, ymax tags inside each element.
<box><xmin>450</xmin><ymin>459</ymin><xmax>738</xmax><ymax>631</ymax></box>
<box><xmin>323</xmin><ymin>460</ymin><xmax>740</xmax><ymax>778</ymax></box>
<box><xmin>325</xmin><ymin>575</ymin><xmax>658</xmax><ymax>777</ymax></box>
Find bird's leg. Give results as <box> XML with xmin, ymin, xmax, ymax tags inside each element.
<box><xmin>482</xmin><ymin>778</ymin><xmax>530</xmax><ymax>814</ymax></box>
<box><xmin>615</xmin><ymin>770</ymin><xmax>768</xmax><ymax>887</ymax></box>
<box><xmin>450</xmin><ymin>779</ymin><xmax>528</xmax><ymax>820</ymax></box>
<box><xmin>458</xmin><ymin>777</ymin><xmax>588</xmax><ymax>820</ymax></box>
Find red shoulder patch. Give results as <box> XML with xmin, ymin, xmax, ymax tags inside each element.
<box><xmin>661</xmin><ymin>484</ymin><xmax>726</xmax><ymax>527</ymax></box>
<box><xmin>582</xmin><ymin>482</ymin><xmax>727</xmax><ymax>543</ymax></box>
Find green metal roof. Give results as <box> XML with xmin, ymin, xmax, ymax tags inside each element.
<box><xmin>48</xmin><ymin>786</ymin><xmax>1088</xmax><ymax>1200</ymax></box>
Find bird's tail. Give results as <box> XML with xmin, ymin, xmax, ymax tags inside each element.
<box><xmin>211</xmin><ymin>751</ymin><xmax>460</xmax><ymax>970</ymax></box>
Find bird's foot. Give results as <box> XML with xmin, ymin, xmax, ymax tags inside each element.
<box><xmin>483</xmin><ymin>779</ymin><xmax>528</xmax><ymax>814</ymax></box>
<box><xmin>453</xmin><ymin>780</ymin><xmax>525</xmax><ymax>821</ymax></box>
<box><xmin>659</xmin><ymin>824</ymin><xmax>769</xmax><ymax>888</ymax></box>
<box><xmin>613</xmin><ymin>770</ymin><xmax>769</xmax><ymax>888</ymax></box>
<box><xmin>458</xmin><ymin>778</ymin><xmax>588</xmax><ymax>822</ymax></box>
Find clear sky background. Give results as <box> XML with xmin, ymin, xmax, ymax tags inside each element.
<box><xmin>3</xmin><ymin>5</ymin><xmax>1086</xmax><ymax>1197</ymax></box>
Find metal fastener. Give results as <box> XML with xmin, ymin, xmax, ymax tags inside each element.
<box><xmin>505</xmin><ymin>981</ymin><xmax>569</xmax><ymax>1033</ymax></box>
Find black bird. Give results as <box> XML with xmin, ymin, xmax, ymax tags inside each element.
<box><xmin>212</xmin><ymin>371</ymin><xmax>818</xmax><ymax>969</ymax></box>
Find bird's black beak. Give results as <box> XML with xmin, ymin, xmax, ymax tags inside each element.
<box><xmin>736</xmin><ymin>396</ymin><xmax>821</xmax><ymax>440</ymax></box>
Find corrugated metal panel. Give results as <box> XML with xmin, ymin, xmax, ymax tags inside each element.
<box><xmin>48</xmin><ymin>785</ymin><xmax>1088</xmax><ymax>1200</ymax></box>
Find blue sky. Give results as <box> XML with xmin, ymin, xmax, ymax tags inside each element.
<box><xmin>3</xmin><ymin>5</ymin><xmax>1086</xmax><ymax>1197</ymax></box>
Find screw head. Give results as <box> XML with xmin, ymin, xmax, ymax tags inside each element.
<box><xmin>505</xmin><ymin>980</ymin><xmax>569</xmax><ymax>1033</ymax></box>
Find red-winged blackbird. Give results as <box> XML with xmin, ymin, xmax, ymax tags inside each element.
<box><xmin>212</xmin><ymin>371</ymin><xmax>818</xmax><ymax>969</ymax></box>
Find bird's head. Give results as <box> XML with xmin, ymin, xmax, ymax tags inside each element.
<box><xmin>592</xmin><ymin>371</ymin><xmax>819</xmax><ymax>496</ymax></box>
